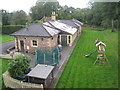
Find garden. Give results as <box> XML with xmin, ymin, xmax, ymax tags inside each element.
<box><xmin>0</xmin><ymin>29</ymin><xmax>118</xmax><ymax>89</ymax></box>
<box><xmin>1</xmin><ymin>55</ymin><xmax>32</xmax><ymax>89</ymax></box>
<box><xmin>56</xmin><ymin>29</ymin><xmax>118</xmax><ymax>88</ymax></box>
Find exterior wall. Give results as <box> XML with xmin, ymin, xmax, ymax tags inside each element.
<box><xmin>14</xmin><ymin>26</ymin><xmax>82</xmax><ymax>50</ymax></box>
<box><xmin>14</xmin><ymin>37</ymin><xmax>17</xmax><ymax>51</ymax></box>
<box><xmin>45</xmin><ymin>72</ymin><xmax>53</xmax><ymax>88</ymax></box>
<box><xmin>59</xmin><ymin>31</ymin><xmax>78</xmax><ymax>46</ymax></box>
<box><xmin>15</xmin><ymin>35</ymin><xmax>58</xmax><ymax>52</ymax></box>
<box><xmin>68</xmin><ymin>31</ymin><xmax>78</xmax><ymax>46</ymax></box>
<box><xmin>72</xmin><ymin>30</ymin><xmax>78</xmax><ymax>43</ymax></box>
<box><xmin>48</xmin><ymin>35</ymin><xmax>58</xmax><ymax>47</ymax></box>
<box><xmin>78</xmin><ymin>26</ymin><xmax>82</xmax><ymax>33</ymax></box>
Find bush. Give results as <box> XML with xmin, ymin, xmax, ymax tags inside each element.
<box><xmin>8</xmin><ymin>55</ymin><xmax>31</xmax><ymax>77</ymax></box>
<box><xmin>1</xmin><ymin>25</ymin><xmax>24</xmax><ymax>35</ymax></box>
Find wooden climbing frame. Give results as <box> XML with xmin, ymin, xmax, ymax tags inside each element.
<box><xmin>94</xmin><ymin>53</ymin><xmax>108</xmax><ymax>64</ymax></box>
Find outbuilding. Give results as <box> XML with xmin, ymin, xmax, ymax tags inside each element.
<box><xmin>27</xmin><ymin>64</ymin><xmax>55</xmax><ymax>88</ymax></box>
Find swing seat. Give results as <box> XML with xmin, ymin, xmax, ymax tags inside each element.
<box><xmin>98</xmin><ymin>56</ymin><xmax>105</xmax><ymax>60</ymax></box>
<box><xmin>97</xmin><ymin>54</ymin><xmax>105</xmax><ymax>59</ymax></box>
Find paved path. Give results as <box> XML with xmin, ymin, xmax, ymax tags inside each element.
<box><xmin>49</xmin><ymin>35</ymin><xmax>80</xmax><ymax>88</ymax></box>
<box><xmin>0</xmin><ymin>41</ymin><xmax>14</xmax><ymax>54</ymax></box>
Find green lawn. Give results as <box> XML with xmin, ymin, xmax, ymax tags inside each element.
<box><xmin>0</xmin><ymin>59</ymin><xmax>10</xmax><ymax>89</ymax></box>
<box><xmin>56</xmin><ymin>30</ymin><xmax>118</xmax><ymax>88</ymax></box>
<box><xmin>0</xmin><ymin>35</ymin><xmax>14</xmax><ymax>43</ymax></box>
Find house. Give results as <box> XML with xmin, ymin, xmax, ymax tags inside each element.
<box><xmin>11</xmin><ymin>12</ymin><xmax>83</xmax><ymax>53</ymax></box>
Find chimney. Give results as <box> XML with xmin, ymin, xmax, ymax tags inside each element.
<box><xmin>25</xmin><ymin>23</ymin><xmax>29</xmax><ymax>30</ymax></box>
<box><xmin>51</xmin><ymin>11</ymin><xmax>56</xmax><ymax>20</ymax></box>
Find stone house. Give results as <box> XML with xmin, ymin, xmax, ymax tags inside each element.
<box><xmin>11</xmin><ymin>12</ymin><xmax>83</xmax><ymax>52</ymax></box>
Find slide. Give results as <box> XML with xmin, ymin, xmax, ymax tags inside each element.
<box><xmin>85</xmin><ymin>50</ymin><xmax>97</xmax><ymax>57</ymax></box>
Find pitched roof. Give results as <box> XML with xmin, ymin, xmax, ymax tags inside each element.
<box><xmin>11</xmin><ymin>19</ymin><xmax>83</xmax><ymax>37</ymax></box>
<box><xmin>43</xmin><ymin>22</ymin><xmax>72</xmax><ymax>35</ymax></box>
<box><xmin>58</xmin><ymin>20</ymin><xmax>78</xmax><ymax>28</ymax></box>
<box><xmin>96</xmin><ymin>41</ymin><xmax>106</xmax><ymax>47</ymax></box>
<box><xmin>11</xmin><ymin>23</ymin><xmax>60</xmax><ymax>37</ymax></box>
<box><xmin>48</xmin><ymin>20</ymin><xmax>77</xmax><ymax>35</ymax></box>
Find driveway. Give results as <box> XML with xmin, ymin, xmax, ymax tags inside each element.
<box><xmin>0</xmin><ymin>41</ymin><xmax>14</xmax><ymax>54</ymax></box>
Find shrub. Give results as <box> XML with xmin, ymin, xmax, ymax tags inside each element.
<box><xmin>1</xmin><ymin>25</ymin><xmax>24</xmax><ymax>35</ymax></box>
<box><xmin>8</xmin><ymin>55</ymin><xmax>31</xmax><ymax>77</ymax></box>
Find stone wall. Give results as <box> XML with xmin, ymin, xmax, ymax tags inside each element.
<box><xmin>14</xmin><ymin>35</ymin><xmax>58</xmax><ymax>52</ymax></box>
<box><xmin>3</xmin><ymin>71</ymin><xmax>43</xmax><ymax>89</ymax></box>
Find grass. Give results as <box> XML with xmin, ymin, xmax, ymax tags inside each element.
<box><xmin>56</xmin><ymin>30</ymin><xmax>118</xmax><ymax>88</ymax></box>
<box><xmin>0</xmin><ymin>59</ymin><xmax>11</xmax><ymax>90</ymax></box>
<box><xmin>0</xmin><ymin>35</ymin><xmax>14</xmax><ymax>43</ymax></box>
<box><xmin>1</xmin><ymin>59</ymin><xmax>10</xmax><ymax>73</ymax></box>
<box><xmin>0</xmin><ymin>30</ymin><xmax>118</xmax><ymax>89</ymax></box>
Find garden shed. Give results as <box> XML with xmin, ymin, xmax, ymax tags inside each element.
<box><xmin>27</xmin><ymin>64</ymin><xmax>54</xmax><ymax>88</ymax></box>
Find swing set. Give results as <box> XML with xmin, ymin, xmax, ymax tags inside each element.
<box><xmin>94</xmin><ymin>41</ymin><xmax>108</xmax><ymax>64</ymax></box>
<box><xmin>85</xmin><ymin>40</ymin><xmax>108</xmax><ymax>64</ymax></box>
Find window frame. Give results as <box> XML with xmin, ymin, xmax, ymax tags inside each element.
<box><xmin>68</xmin><ymin>35</ymin><xmax>71</xmax><ymax>44</ymax></box>
<box><xmin>31</xmin><ymin>40</ymin><xmax>38</xmax><ymax>47</ymax></box>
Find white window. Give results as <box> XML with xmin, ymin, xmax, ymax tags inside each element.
<box><xmin>32</xmin><ymin>40</ymin><xmax>37</xmax><ymax>47</ymax></box>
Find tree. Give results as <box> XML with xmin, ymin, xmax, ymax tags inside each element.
<box><xmin>11</xmin><ymin>10</ymin><xmax>28</xmax><ymax>25</ymax></box>
<box><xmin>9</xmin><ymin>55</ymin><xmax>31</xmax><ymax>77</ymax></box>
<box><xmin>86</xmin><ymin>2</ymin><xmax>119</xmax><ymax>31</ymax></box>
<box><xmin>44</xmin><ymin>2</ymin><xmax>60</xmax><ymax>16</ymax></box>
<box><xmin>2</xmin><ymin>9</ymin><xmax>11</xmax><ymax>25</ymax></box>
<box><xmin>30</xmin><ymin>0</ymin><xmax>60</xmax><ymax>21</ymax></box>
<box><xmin>30</xmin><ymin>2</ymin><xmax>44</xmax><ymax>21</ymax></box>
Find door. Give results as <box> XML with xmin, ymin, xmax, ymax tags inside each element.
<box><xmin>20</xmin><ymin>40</ymin><xmax>24</xmax><ymax>52</ymax></box>
<box><xmin>57</xmin><ymin>35</ymin><xmax>60</xmax><ymax>44</ymax></box>
<box><xmin>61</xmin><ymin>36</ymin><xmax>67</xmax><ymax>46</ymax></box>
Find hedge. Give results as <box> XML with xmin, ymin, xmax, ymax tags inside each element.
<box><xmin>1</xmin><ymin>25</ymin><xmax>25</xmax><ymax>35</ymax></box>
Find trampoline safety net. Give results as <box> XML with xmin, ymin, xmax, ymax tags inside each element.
<box><xmin>35</xmin><ymin>47</ymin><xmax>60</xmax><ymax>66</ymax></box>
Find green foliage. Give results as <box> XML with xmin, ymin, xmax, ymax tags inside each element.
<box><xmin>30</xmin><ymin>2</ymin><xmax>45</xmax><ymax>21</ymax></box>
<box><xmin>11</xmin><ymin>10</ymin><xmax>29</xmax><ymax>25</ymax></box>
<box><xmin>8</xmin><ymin>55</ymin><xmax>31</xmax><ymax>77</ymax></box>
<box><xmin>1</xmin><ymin>9</ymin><xmax>31</xmax><ymax>25</ymax></box>
<box><xmin>0</xmin><ymin>59</ymin><xmax>10</xmax><ymax>89</ymax></box>
<box><xmin>86</xmin><ymin>2</ymin><xmax>119</xmax><ymax>31</ymax></box>
<box><xmin>1</xmin><ymin>25</ymin><xmax>24</xmax><ymax>34</ymax></box>
<box><xmin>1</xmin><ymin>10</ymin><xmax>11</xmax><ymax>25</ymax></box>
<box><xmin>2</xmin><ymin>1</ymin><xmax>120</xmax><ymax>31</ymax></box>
<box><xmin>30</xmin><ymin>1</ymin><xmax>61</xmax><ymax>21</ymax></box>
<box><xmin>34</xmin><ymin>20</ymin><xmax>44</xmax><ymax>23</ymax></box>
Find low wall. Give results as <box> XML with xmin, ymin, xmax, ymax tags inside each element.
<box><xmin>3</xmin><ymin>71</ymin><xmax>43</xmax><ymax>89</ymax></box>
